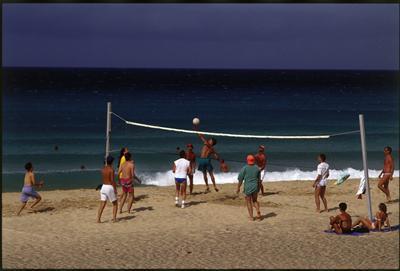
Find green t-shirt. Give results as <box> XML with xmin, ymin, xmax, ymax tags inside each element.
<box><xmin>238</xmin><ymin>165</ymin><xmax>260</xmax><ymax>195</ymax></box>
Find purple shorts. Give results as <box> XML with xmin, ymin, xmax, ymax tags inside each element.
<box><xmin>20</xmin><ymin>185</ymin><xmax>39</xmax><ymax>202</ymax></box>
<box><xmin>175</xmin><ymin>178</ymin><xmax>187</xmax><ymax>184</ymax></box>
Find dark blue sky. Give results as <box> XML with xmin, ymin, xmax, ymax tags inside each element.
<box><xmin>3</xmin><ymin>4</ymin><xmax>399</xmax><ymax>70</ymax></box>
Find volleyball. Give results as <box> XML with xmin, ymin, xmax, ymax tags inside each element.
<box><xmin>192</xmin><ymin>118</ymin><xmax>200</xmax><ymax>125</ymax></box>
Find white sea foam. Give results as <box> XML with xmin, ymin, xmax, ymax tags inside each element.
<box><xmin>139</xmin><ymin>168</ymin><xmax>399</xmax><ymax>186</ymax></box>
<box><xmin>3</xmin><ymin>168</ymin><xmax>398</xmax><ymax>187</ymax></box>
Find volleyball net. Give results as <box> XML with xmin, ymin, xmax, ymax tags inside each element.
<box><xmin>111</xmin><ymin>112</ymin><xmax>360</xmax><ymax>140</ymax></box>
<box><xmin>105</xmin><ymin>102</ymin><xmax>373</xmax><ymax>220</ymax></box>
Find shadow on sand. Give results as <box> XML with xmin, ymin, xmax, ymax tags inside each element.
<box><xmin>186</xmin><ymin>200</ymin><xmax>207</xmax><ymax>208</ymax></box>
<box><xmin>328</xmin><ymin>207</ymin><xmax>340</xmax><ymax>212</ymax></box>
<box><xmin>134</xmin><ymin>194</ymin><xmax>149</xmax><ymax>202</ymax></box>
<box><xmin>259</xmin><ymin>212</ymin><xmax>277</xmax><ymax>220</ymax></box>
<box><xmin>262</xmin><ymin>191</ymin><xmax>281</xmax><ymax>196</ymax></box>
<box><xmin>118</xmin><ymin>215</ymin><xmax>136</xmax><ymax>222</ymax></box>
<box><xmin>132</xmin><ymin>206</ymin><xmax>154</xmax><ymax>212</ymax></box>
<box><xmin>190</xmin><ymin>191</ymin><xmax>207</xmax><ymax>196</ymax></box>
<box><xmin>30</xmin><ymin>207</ymin><xmax>55</xmax><ymax>213</ymax></box>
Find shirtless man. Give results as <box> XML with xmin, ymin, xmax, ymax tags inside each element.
<box><xmin>329</xmin><ymin>202</ymin><xmax>352</xmax><ymax>234</ymax></box>
<box><xmin>17</xmin><ymin>162</ymin><xmax>44</xmax><ymax>215</ymax></box>
<box><xmin>194</xmin><ymin>126</ymin><xmax>220</xmax><ymax>192</ymax></box>
<box><xmin>118</xmin><ymin>152</ymin><xmax>135</xmax><ymax>213</ymax></box>
<box><xmin>254</xmin><ymin>145</ymin><xmax>267</xmax><ymax>195</ymax></box>
<box><xmin>97</xmin><ymin>156</ymin><xmax>118</xmax><ymax>223</ymax></box>
<box><xmin>185</xmin><ymin>144</ymin><xmax>196</xmax><ymax>195</ymax></box>
<box><xmin>377</xmin><ymin>146</ymin><xmax>394</xmax><ymax>202</ymax></box>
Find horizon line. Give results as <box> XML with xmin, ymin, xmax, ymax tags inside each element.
<box><xmin>3</xmin><ymin>66</ymin><xmax>399</xmax><ymax>72</ymax></box>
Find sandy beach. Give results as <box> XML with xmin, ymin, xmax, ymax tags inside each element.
<box><xmin>2</xmin><ymin>178</ymin><xmax>399</xmax><ymax>269</ymax></box>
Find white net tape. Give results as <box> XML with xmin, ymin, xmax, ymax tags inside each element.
<box><xmin>112</xmin><ymin>112</ymin><xmax>359</xmax><ymax>140</ymax></box>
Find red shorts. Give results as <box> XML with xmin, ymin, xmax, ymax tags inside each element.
<box><xmin>120</xmin><ymin>178</ymin><xmax>133</xmax><ymax>193</ymax></box>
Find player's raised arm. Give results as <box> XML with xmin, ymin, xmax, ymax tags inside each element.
<box><xmin>193</xmin><ymin>124</ymin><xmax>207</xmax><ymax>144</ymax></box>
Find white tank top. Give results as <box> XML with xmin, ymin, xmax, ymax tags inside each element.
<box><xmin>174</xmin><ymin>158</ymin><xmax>190</xmax><ymax>179</ymax></box>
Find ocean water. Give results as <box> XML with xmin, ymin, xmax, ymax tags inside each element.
<box><xmin>2</xmin><ymin>68</ymin><xmax>399</xmax><ymax>192</ymax></box>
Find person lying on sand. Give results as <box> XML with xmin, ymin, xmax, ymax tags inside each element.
<box><xmin>173</xmin><ymin>150</ymin><xmax>191</xmax><ymax>208</ymax></box>
<box><xmin>377</xmin><ymin>146</ymin><xmax>394</xmax><ymax>202</ymax></box>
<box><xmin>17</xmin><ymin>162</ymin><xmax>44</xmax><ymax>216</ymax></box>
<box><xmin>97</xmin><ymin>156</ymin><xmax>118</xmax><ymax>223</ymax></box>
<box><xmin>237</xmin><ymin>155</ymin><xmax>262</xmax><ymax>221</ymax></box>
<box><xmin>329</xmin><ymin>202</ymin><xmax>352</xmax><ymax>234</ymax></box>
<box><xmin>118</xmin><ymin>152</ymin><xmax>135</xmax><ymax>214</ymax></box>
<box><xmin>352</xmin><ymin>203</ymin><xmax>391</xmax><ymax>231</ymax></box>
<box><xmin>194</xmin><ymin>125</ymin><xmax>221</xmax><ymax>193</ymax></box>
<box><xmin>313</xmin><ymin>153</ymin><xmax>329</xmax><ymax>213</ymax></box>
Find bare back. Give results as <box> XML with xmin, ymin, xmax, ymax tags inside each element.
<box><xmin>102</xmin><ymin>166</ymin><xmax>115</xmax><ymax>185</ymax></box>
<box><xmin>24</xmin><ymin>172</ymin><xmax>34</xmax><ymax>186</ymax></box>
<box><xmin>339</xmin><ymin>212</ymin><xmax>352</xmax><ymax>231</ymax></box>
<box><xmin>120</xmin><ymin>161</ymin><xmax>134</xmax><ymax>179</ymax></box>
<box><xmin>383</xmin><ymin>154</ymin><xmax>394</xmax><ymax>173</ymax></box>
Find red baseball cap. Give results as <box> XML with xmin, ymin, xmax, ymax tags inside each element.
<box><xmin>259</xmin><ymin>145</ymin><xmax>265</xmax><ymax>150</ymax></box>
<box><xmin>247</xmin><ymin>154</ymin><xmax>255</xmax><ymax>165</ymax></box>
<box><xmin>186</xmin><ymin>143</ymin><xmax>194</xmax><ymax>148</ymax></box>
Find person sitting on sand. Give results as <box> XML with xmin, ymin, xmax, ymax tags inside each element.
<box><xmin>329</xmin><ymin>202</ymin><xmax>352</xmax><ymax>234</ymax></box>
<box><xmin>313</xmin><ymin>153</ymin><xmax>329</xmax><ymax>213</ymax></box>
<box><xmin>185</xmin><ymin>143</ymin><xmax>196</xmax><ymax>195</ymax></box>
<box><xmin>97</xmin><ymin>156</ymin><xmax>118</xmax><ymax>223</ymax></box>
<box><xmin>236</xmin><ymin>155</ymin><xmax>262</xmax><ymax>221</ymax></box>
<box><xmin>17</xmin><ymin>162</ymin><xmax>44</xmax><ymax>216</ymax></box>
<box><xmin>118</xmin><ymin>152</ymin><xmax>135</xmax><ymax>214</ymax></box>
<box><xmin>377</xmin><ymin>146</ymin><xmax>394</xmax><ymax>202</ymax></box>
<box><xmin>352</xmin><ymin>203</ymin><xmax>391</xmax><ymax>232</ymax></box>
<box><xmin>173</xmin><ymin>150</ymin><xmax>191</xmax><ymax>208</ymax></box>
<box><xmin>219</xmin><ymin>159</ymin><xmax>229</xmax><ymax>173</ymax></box>
<box><xmin>254</xmin><ymin>145</ymin><xmax>267</xmax><ymax>195</ymax></box>
<box><xmin>194</xmin><ymin>125</ymin><xmax>221</xmax><ymax>193</ymax></box>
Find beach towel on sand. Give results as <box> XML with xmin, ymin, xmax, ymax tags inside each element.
<box><xmin>324</xmin><ymin>224</ymin><xmax>399</xmax><ymax>236</ymax></box>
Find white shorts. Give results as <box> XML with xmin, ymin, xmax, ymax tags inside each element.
<box><xmin>317</xmin><ymin>179</ymin><xmax>327</xmax><ymax>187</ymax></box>
<box><xmin>260</xmin><ymin>170</ymin><xmax>265</xmax><ymax>181</ymax></box>
<box><xmin>100</xmin><ymin>184</ymin><xmax>117</xmax><ymax>202</ymax></box>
